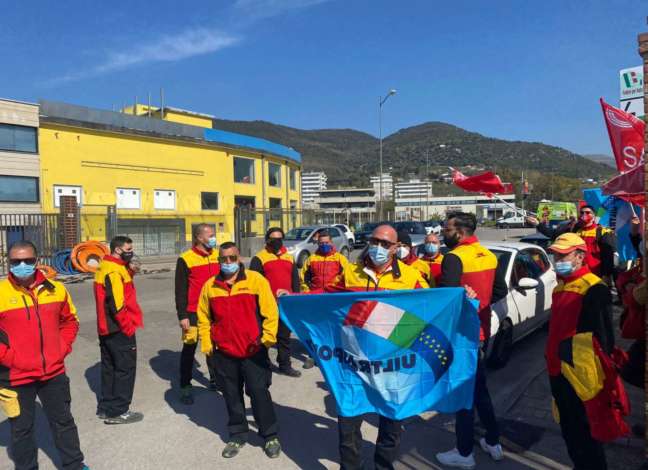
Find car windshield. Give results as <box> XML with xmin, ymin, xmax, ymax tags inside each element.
<box><xmin>502</xmin><ymin>212</ymin><xmax>516</xmax><ymax>219</ymax></box>
<box><xmin>394</xmin><ymin>222</ymin><xmax>426</xmax><ymax>235</ymax></box>
<box><xmin>284</xmin><ymin>228</ymin><xmax>313</xmax><ymax>240</ymax></box>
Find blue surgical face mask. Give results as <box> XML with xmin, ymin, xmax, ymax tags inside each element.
<box><xmin>555</xmin><ymin>261</ymin><xmax>575</xmax><ymax>277</ymax></box>
<box><xmin>367</xmin><ymin>244</ymin><xmax>390</xmax><ymax>265</ymax></box>
<box><xmin>424</xmin><ymin>243</ymin><xmax>439</xmax><ymax>255</ymax></box>
<box><xmin>206</xmin><ymin>237</ymin><xmax>217</xmax><ymax>249</ymax></box>
<box><xmin>220</xmin><ymin>262</ymin><xmax>240</xmax><ymax>276</ymax></box>
<box><xmin>10</xmin><ymin>261</ymin><xmax>36</xmax><ymax>279</ymax></box>
<box><xmin>396</xmin><ymin>246</ymin><xmax>410</xmax><ymax>260</ymax></box>
<box><xmin>319</xmin><ymin>243</ymin><xmax>333</xmax><ymax>255</ymax></box>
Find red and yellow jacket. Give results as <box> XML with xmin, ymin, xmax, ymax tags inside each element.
<box><xmin>250</xmin><ymin>247</ymin><xmax>300</xmax><ymax>296</ymax></box>
<box><xmin>577</xmin><ymin>225</ymin><xmax>614</xmax><ymax>276</ymax></box>
<box><xmin>93</xmin><ymin>255</ymin><xmax>144</xmax><ymax>337</ymax></box>
<box><xmin>175</xmin><ymin>246</ymin><xmax>220</xmax><ymax>322</ymax></box>
<box><xmin>421</xmin><ymin>253</ymin><xmax>444</xmax><ymax>287</ymax></box>
<box><xmin>197</xmin><ymin>267</ymin><xmax>279</xmax><ymax>359</ymax></box>
<box><xmin>340</xmin><ymin>256</ymin><xmax>429</xmax><ymax>291</ymax></box>
<box><xmin>439</xmin><ymin>236</ymin><xmax>507</xmax><ymax>340</ymax></box>
<box><xmin>300</xmin><ymin>248</ymin><xmax>350</xmax><ymax>292</ymax></box>
<box><xmin>401</xmin><ymin>251</ymin><xmax>433</xmax><ymax>287</ymax></box>
<box><xmin>0</xmin><ymin>272</ymin><xmax>79</xmax><ymax>386</ymax></box>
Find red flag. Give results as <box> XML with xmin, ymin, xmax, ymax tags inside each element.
<box><xmin>600</xmin><ymin>98</ymin><xmax>645</xmax><ymax>172</ymax></box>
<box><xmin>602</xmin><ymin>165</ymin><xmax>646</xmax><ymax>207</ymax></box>
<box><xmin>452</xmin><ymin>169</ymin><xmax>514</xmax><ymax>194</ymax></box>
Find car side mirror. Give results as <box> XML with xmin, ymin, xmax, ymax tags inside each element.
<box><xmin>517</xmin><ymin>277</ymin><xmax>539</xmax><ymax>290</ymax></box>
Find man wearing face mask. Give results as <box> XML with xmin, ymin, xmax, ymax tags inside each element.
<box><xmin>526</xmin><ymin>205</ymin><xmax>615</xmax><ymax>279</ymax></box>
<box><xmin>436</xmin><ymin>212</ymin><xmax>507</xmax><ymax>469</ymax></box>
<box><xmin>395</xmin><ymin>231</ymin><xmax>432</xmax><ymax>286</ymax></box>
<box><xmin>420</xmin><ymin>233</ymin><xmax>444</xmax><ymax>286</ymax></box>
<box><xmin>300</xmin><ymin>230</ymin><xmax>350</xmax><ymax>293</ymax></box>
<box><xmin>174</xmin><ymin>224</ymin><xmax>221</xmax><ymax>404</ymax></box>
<box><xmin>250</xmin><ymin>227</ymin><xmax>302</xmax><ymax>377</ymax></box>
<box><xmin>545</xmin><ymin>233</ymin><xmax>619</xmax><ymax>470</ymax></box>
<box><xmin>0</xmin><ymin>241</ymin><xmax>90</xmax><ymax>470</ymax></box>
<box><xmin>337</xmin><ymin>224</ymin><xmax>428</xmax><ymax>470</ymax></box>
<box><xmin>197</xmin><ymin>242</ymin><xmax>281</xmax><ymax>459</ymax></box>
<box><xmin>93</xmin><ymin>236</ymin><xmax>144</xmax><ymax>425</ymax></box>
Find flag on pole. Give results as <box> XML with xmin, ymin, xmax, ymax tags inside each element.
<box><xmin>451</xmin><ymin>168</ymin><xmax>514</xmax><ymax>195</ymax></box>
<box><xmin>279</xmin><ymin>288</ymin><xmax>480</xmax><ymax>420</ymax></box>
<box><xmin>600</xmin><ymin>98</ymin><xmax>645</xmax><ymax>173</ymax></box>
<box><xmin>602</xmin><ymin>165</ymin><xmax>645</xmax><ymax>207</ymax></box>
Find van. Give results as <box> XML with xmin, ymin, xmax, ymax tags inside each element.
<box><xmin>496</xmin><ymin>210</ymin><xmax>530</xmax><ymax>229</ymax></box>
<box><xmin>536</xmin><ymin>201</ymin><xmax>578</xmax><ymax>228</ymax></box>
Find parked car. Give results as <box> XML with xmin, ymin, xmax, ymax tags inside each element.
<box><xmin>423</xmin><ymin>220</ymin><xmax>442</xmax><ymax>235</ymax></box>
<box><xmin>482</xmin><ymin>242</ymin><xmax>557</xmax><ymax>367</ymax></box>
<box><xmin>496</xmin><ymin>210</ymin><xmax>532</xmax><ymax>229</ymax></box>
<box><xmin>393</xmin><ymin>221</ymin><xmax>427</xmax><ymax>247</ymax></box>
<box><xmin>353</xmin><ymin>221</ymin><xmax>393</xmax><ymax>248</ymax></box>
<box><xmin>519</xmin><ymin>232</ymin><xmax>551</xmax><ymax>250</ymax></box>
<box><xmin>335</xmin><ymin>224</ymin><xmax>355</xmax><ymax>246</ymax></box>
<box><xmin>283</xmin><ymin>225</ymin><xmax>351</xmax><ymax>268</ymax></box>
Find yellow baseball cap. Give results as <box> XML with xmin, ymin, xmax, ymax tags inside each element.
<box><xmin>548</xmin><ymin>233</ymin><xmax>587</xmax><ymax>254</ymax></box>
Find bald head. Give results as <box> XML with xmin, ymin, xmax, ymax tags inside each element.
<box><xmin>372</xmin><ymin>224</ymin><xmax>397</xmax><ymax>244</ymax></box>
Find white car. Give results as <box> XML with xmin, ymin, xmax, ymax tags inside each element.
<box><xmin>335</xmin><ymin>224</ymin><xmax>355</xmax><ymax>246</ymax></box>
<box><xmin>483</xmin><ymin>242</ymin><xmax>557</xmax><ymax>367</ymax></box>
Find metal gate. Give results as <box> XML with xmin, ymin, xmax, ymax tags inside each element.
<box><xmin>0</xmin><ymin>213</ymin><xmax>61</xmax><ymax>275</ymax></box>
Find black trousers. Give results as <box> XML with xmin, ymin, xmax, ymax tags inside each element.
<box><xmin>98</xmin><ymin>331</ymin><xmax>137</xmax><ymax>417</ymax></box>
<box><xmin>550</xmin><ymin>375</ymin><xmax>607</xmax><ymax>470</ymax></box>
<box><xmin>9</xmin><ymin>373</ymin><xmax>84</xmax><ymax>470</ymax></box>
<box><xmin>276</xmin><ymin>319</ymin><xmax>292</xmax><ymax>369</ymax></box>
<box><xmin>180</xmin><ymin>342</ymin><xmax>217</xmax><ymax>388</ymax></box>
<box><xmin>213</xmin><ymin>347</ymin><xmax>278</xmax><ymax>441</ymax></box>
<box><xmin>456</xmin><ymin>353</ymin><xmax>499</xmax><ymax>456</ymax></box>
<box><xmin>338</xmin><ymin>414</ymin><xmax>402</xmax><ymax>470</ymax></box>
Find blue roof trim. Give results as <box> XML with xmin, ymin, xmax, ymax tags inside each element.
<box><xmin>204</xmin><ymin>128</ymin><xmax>301</xmax><ymax>164</ymax></box>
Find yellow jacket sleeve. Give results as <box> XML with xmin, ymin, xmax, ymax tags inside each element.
<box><xmin>196</xmin><ymin>283</ymin><xmax>213</xmax><ymax>355</ymax></box>
<box><xmin>256</xmin><ymin>275</ymin><xmax>279</xmax><ymax>348</ymax></box>
<box><xmin>300</xmin><ymin>257</ymin><xmax>311</xmax><ymax>293</ymax></box>
<box><xmin>105</xmin><ymin>272</ymin><xmax>125</xmax><ymax>314</ymax></box>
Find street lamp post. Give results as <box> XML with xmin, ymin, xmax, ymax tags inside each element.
<box><xmin>378</xmin><ymin>89</ymin><xmax>397</xmax><ymax>220</ymax></box>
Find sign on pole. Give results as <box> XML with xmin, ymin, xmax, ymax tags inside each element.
<box><xmin>619</xmin><ymin>66</ymin><xmax>644</xmax><ymax>117</ymax></box>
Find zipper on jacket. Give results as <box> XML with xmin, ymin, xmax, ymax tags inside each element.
<box><xmin>34</xmin><ymin>297</ymin><xmax>47</xmax><ymax>372</ymax></box>
<box><xmin>21</xmin><ymin>296</ymin><xmax>31</xmax><ymax>320</ymax></box>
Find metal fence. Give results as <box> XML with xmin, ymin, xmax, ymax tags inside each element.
<box><xmin>0</xmin><ymin>213</ymin><xmax>61</xmax><ymax>275</ymax></box>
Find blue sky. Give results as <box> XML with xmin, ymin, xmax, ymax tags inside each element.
<box><xmin>1</xmin><ymin>0</ymin><xmax>644</xmax><ymax>155</ymax></box>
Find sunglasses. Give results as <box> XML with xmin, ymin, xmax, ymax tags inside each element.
<box><xmin>9</xmin><ymin>258</ymin><xmax>37</xmax><ymax>267</ymax></box>
<box><xmin>580</xmin><ymin>210</ymin><xmax>593</xmax><ymax>215</ymax></box>
<box><xmin>218</xmin><ymin>255</ymin><xmax>239</xmax><ymax>263</ymax></box>
<box><xmin>369</xmin><ymin>237</ymin><xmax>396</xmax><ymax>249</ymax></box>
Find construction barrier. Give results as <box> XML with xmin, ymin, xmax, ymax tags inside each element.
<box><xmin>37</xmin><ymin>264</ymin><xmax>57</xmax><ymax>280</ymax></box>
<box><xmin>71</xmin><ymin>241</ymin><xmax>109</xmax><ymax>273</ymax></box>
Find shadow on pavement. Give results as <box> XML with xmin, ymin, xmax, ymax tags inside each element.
<box><xmin>149</xmin><ymin>349</ymin><xmax>228</xmax><ymax>442</ymax></box>
<box><xmin>0</xmin><ymin>402</ymin><xmax>63</xmax><ymax>469</ymax></box>
<box><xmin>84</xmin><ymin>361</ymin><xmax>101</xmax><ymax>408</ymax></box>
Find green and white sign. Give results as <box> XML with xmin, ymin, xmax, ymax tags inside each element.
<box><xmin>620</xmin><ymin>66</ymin><xmax>644</xmax><ymax>117</ymax></box>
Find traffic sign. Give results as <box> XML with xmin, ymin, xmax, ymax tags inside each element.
<box><xmin>620</xmin><ymin>66</ymin><xmax>644</xmax><ymax>117</ymax></box>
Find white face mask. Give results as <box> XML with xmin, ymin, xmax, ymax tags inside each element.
<box><xmin>396</xmin><ymin>246</ymin><xmax>410</xmax><ymax>260</ymax></box>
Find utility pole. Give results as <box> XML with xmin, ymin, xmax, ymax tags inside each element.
<box><xmin>378</xmin><ymin>89</ymin><xmax>397</xmax><ymax>220</ymax></box>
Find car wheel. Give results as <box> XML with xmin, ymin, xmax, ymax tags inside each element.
<box><xmin>487</xmin><ymin>319</ymin><xmax>513</xmax><ymax>369</ymax></box>
<box><xmin>348</xmin><ymin>238</ymin><xmax>354</xmax><ymax>246</ymax></box>
<box><xmin>297</xmin><ymin>251</ymin><xmax>310</xmax><ymax>269</ymax></box>
<box><xmin>340</xmin><ymin>246</ymin><xmax>349</xmax><ymax>257</ymax></box>
<box><xmin>501</xmin><ymin>223</ymin><xmax>509</xmax><ymax>229</ymax></box>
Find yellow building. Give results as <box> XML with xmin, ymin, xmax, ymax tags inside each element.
<box><xmin>38</xmin><ymin>100</ymin><xmax>302</xmax><ymax>255</ymax></box>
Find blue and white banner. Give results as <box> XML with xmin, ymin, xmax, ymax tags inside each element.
<box><xmin>279</xmin><ymin>288</ymin><xmax>479</xmax><ymax>420</ymax></box>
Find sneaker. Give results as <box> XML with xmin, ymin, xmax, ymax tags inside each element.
<box><xmin>222</xmin><ymin>440</ymin><xmax>245</xmax><ymax>458</ymax></box>
<box><xmin>104</xmin><ymin>410</ymin><xmax>144</xmax><ymax>425</ymax></box>
<box><xmin>479</xmin><ymin>438</ymin><xmax>503</xmax><ymax>461</ymax></box>
<box><xmin>179</xmin><ymin>386</ymin><xmax>194</xmax><ymax>405</ymax></box>
<box><xmin>96</xmin><ymin>411</ymin><xmax>108</xmax><ymax>420</ymax></box>
<box><xmin>303</xmin><ymin>358</ymin><xmax>315</xmax><ymax>369</ymax></box>
<box><xmin>278</xmin><ymin>366</ymin><xmax>301</xmax><ymax>378</ymax></box>
<box><xmin>436</xmin><ymin>448</ymin><xmax>476</xmax><ymax>469</ymax></box>
<box><xmin>264</xmin><ymin>437</ymin><xmax>282</xmax><ymax>459</ymax></box>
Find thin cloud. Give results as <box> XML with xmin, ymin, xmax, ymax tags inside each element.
<box><xmin>47</xmin><ymin>28</ymin><xmax>240</xmax><ymax>85</ymax></box>
<box><xmin>234</xmin><ymin>0</ymin><xmax>331</xmax><ymax>21</ymax></box>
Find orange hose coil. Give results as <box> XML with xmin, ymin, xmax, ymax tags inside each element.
<box><xmin>71</xmin><ymin>241</ymin><xmax>109</xmax><ymax>273</ymax></box>
<box><xmin>37</xmin><ymin>264</ymin><xmax>57</xmax><ymax>280</ymax></box>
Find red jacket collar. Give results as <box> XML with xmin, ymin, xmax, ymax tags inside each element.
<box><xmin>266</xmin><ymin>246</ymin><xmax>287</xmax><ymax>256</ymax></box>
<box><xmin>104</xmin><ymin>254</ymin><xmax>127</xmax><ymax>266</ymax></box>
<box><xmin>559</xmin><ymin>265</ymin><xmax>591</xmax><ymax>282</ymax></box>
<box><xmin>403</xmin><ymin>251</ymin><xmax>419</xmax><ymax>265</ymax></box>
<box><xmin>192</xmin><ymin>245</ymin><xmax>212</xmax><ymax>257</ymax></box>
<box><xmin>458</xmin><ymin>235</ymin><xmax>479</xmax><ymax>247</ymax></box>
<box><xmin>422</xmin><ymin>252</ymin><xmax>441</xmax><ymax>261</ymax></box>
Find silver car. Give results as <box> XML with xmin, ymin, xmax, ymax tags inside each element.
<box><xmin>284</xmin><ymin>225</ymin><xmax>351</xmax><ymax>268</ymax></box>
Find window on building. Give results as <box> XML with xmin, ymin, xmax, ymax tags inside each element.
<box><xmin>289</xmin><ymin>168</ymin><xmax>297</xmax><ymax>191</ymax></box>
<box><xmin>269</xmin><ymin>197</ymin><xmax>282</xmax><ymax>220</ymax></box>
<box><xmin>234</xmin><ymin>157</ymin><xmax>255</xmax><ymax>183</ymax></box>
<box><xmin>0</xmin><ymin>175</ymin><xmax>39</xmax><ymax>202</ymax></box>
<box><xmin>53</xmin><ymin>184</ymin><xmax>82</xmax><ymax>207</ymax></box>
<box><xmin>201</xmin><ymin>192</ymin><xmax>219</xmax><ymax>210</ymax></box>
<box><xmin>268</xmin><ymin>163</ymin><xmax>281</xmax><ymax>187</ymax></box>
<box><xmin>0</xmin><ymin>124</ymin><xmax>37</xmax><ymax>153</ymax></box>
<box><xmin>154</xmin><ymin>189</ymin><xmax>175</xmax><ymax>210</ymax></box>
<box><xmin>116</xmin><ymin>188</ymin><xmax>141</xmax><ymax>209</ymax></box>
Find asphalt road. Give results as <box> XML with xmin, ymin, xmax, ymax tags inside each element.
<box><xmin>1</xmin><ymin>226</ymin><xmax>560</xmax><ymax>470</ymax></box>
